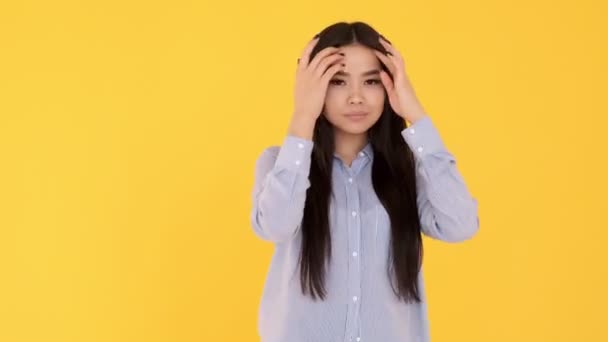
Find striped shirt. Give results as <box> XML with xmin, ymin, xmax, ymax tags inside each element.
<box><xmin>250</xmin><ymin>115</ymin><xmax>479</xmax><ymax>342</ymax></box>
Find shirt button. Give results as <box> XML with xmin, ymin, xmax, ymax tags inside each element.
<box><xmin>295</xmin><ymin>160</ymin><xmax>301</xmax><ymax>165</ymax></box>
<box><xmin>359</xmin><ymin>152</ymin><xmax>365</xmax><ymax>157</ymax></box>
<box><xmin>353</xmin><ymin>296</ymin><xmax>358</xmax><ymax>302</ymax></box>
<box><xmin>417</xmin><ymin>146</ymin><xmax>424</xmax><ymax>152</ymax></box>
<box><xmin>352</xmin><ymin>251</ymin><xmax>358</xmax><ymax>257</ymax></box>
<box><xmin>348</xmin><ymin>177</ymin><xmax>353</xmax><ymax>183</ymax></box>
<box><xmin>297</xmin><ymin>143</ymin><xmax>304</xmax><ymax>149</ymax></box>
<box><xmin>410</xmin><ymin>128</ymin><xmax>416</xmax><ymax>134</ymax></box>
<box><xmin>351</xmin><ymin>211</ymin><xmax>357</xmax><ymax>217</ymax></box>
<box><xmin>356</xmin><ymin>337</ymin><xmax>361</xmax><ymax>341</ymax></box>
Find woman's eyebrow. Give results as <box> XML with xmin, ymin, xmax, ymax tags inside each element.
<box><xmin>334</xmin><ymin>69</ymin><xmax>380</xmax><ymax>77</ymax></box>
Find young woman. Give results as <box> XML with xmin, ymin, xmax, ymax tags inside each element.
<box><xmin>250</xmin><ymin>21</ymin><xmax>479</xmax><ymax>342</ymax></box>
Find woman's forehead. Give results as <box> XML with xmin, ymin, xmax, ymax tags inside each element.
<box><xmin>337</xmin><ymin>45</ymin><xmax>381</xmax><ymax>73</ymax></box>
<box><xmin>337</xmin><ymin>42</ymin><xmax>374</xmax><ymax>54</ymax></box>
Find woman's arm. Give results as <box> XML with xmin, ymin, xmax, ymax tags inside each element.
<box><xmin>401</xmin><ymin>115</ymin><xmax>480</xmax><ymax>242</ymax></box>
<box><xmin>250</xmin><ymin>135</ymin><xmax>314</xmax><ymax>243</ymax></box>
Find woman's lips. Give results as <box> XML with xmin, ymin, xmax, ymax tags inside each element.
<box><xmin>344</xmin><ymin>113</ymin><xmax>368</xmax><ymax>121</ymax></box>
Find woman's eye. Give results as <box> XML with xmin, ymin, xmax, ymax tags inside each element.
<box><xmin>329</xmin><ymin>79</ymin><xmax>381</xmax><ymax>85</ymax></box>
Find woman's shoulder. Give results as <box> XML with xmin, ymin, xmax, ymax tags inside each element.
<box><xmin>259</xmin><ymin>145</ymin><xmax>280</xmax><ymax>158</ymax></box>
<box><xmin>254</xmin><ymin>145</ymin><xmax>280</xmax><ymax>167</ymax></box>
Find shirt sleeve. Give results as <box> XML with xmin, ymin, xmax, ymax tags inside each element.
<box><xmin>250</xmin><ymin>134</ymin><xmax>315</xmax><ymax>243</ymax></box>
<box><xmin>401</xmin><ymin>115</ymin><xmax>480</xmax><ymax>242</ymax></box>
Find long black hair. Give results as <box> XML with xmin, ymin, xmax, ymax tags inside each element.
<box><xmin>298</xmin><ymin>21</ymin><xmax>424</xmax><ymax>303</ymax></box>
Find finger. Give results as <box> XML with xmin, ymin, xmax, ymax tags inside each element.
<box><xmin>379</xmin><ymin>37</ymin><xmax>404</xmax><ymax>62</ymax></box>
<box><xmin>374</xmin><ymin>50</ymin><xmax>398</xmax><ymax>77</ymax></box>
<box><xmin>379</xmin><ymin>34</ymin><xmax>392</xmax><ymax>45</ymax></box>
<box><xmin>321</xmin><ymin>61</ymin><xmax>346</xmax><ymax>83</ymax></box>
<box><xmin>298</xmin><ymin>36</ymin><xmax>321</xmax><ymax>69</ymax></box>
<box><xmin>308</xmin><ymin>46</ymin><xmax>341</xmax><ymax>71</ymax></box>
<box><xmin>378</xmin><ymin>36</ymin><xmax>395</xmax><ymax>54</ymax></box>
<box><xmin>375</xmin><ymin>47</ymin><xmax>404</xmax><ymax>76</ymax></box>
<box><xmin>314</xmin><ymin>53</ymin><xmax>344</xmax><ymax>79</ymax></box>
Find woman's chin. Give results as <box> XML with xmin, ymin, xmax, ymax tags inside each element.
<box><xmin>335</xmin><ymin>122</ymin><xmax>372</xmax><ymax>135</ymax></box>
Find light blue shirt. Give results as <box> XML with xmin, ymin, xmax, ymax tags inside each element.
<box><xmin>250</xmin><ymin>115</ymin><xmax>479</xmax><ymax>342</ymax></box>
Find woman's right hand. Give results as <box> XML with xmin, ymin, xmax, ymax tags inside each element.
<box><xmin>292</xmin><ymin>37</ymin><xmax>345</xmax><ymax>122</ymax></box>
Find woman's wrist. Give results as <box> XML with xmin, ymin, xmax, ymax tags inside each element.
<box><xmin>287</xmin><ymin>115</ymin><xmax>316</xmax><ymax>140</ymax></box>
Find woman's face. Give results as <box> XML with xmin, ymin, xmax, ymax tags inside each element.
<box><xmin>322</xmin><ymin>43</ymin><xmax>386</xmax><ymax>135</ymax></box>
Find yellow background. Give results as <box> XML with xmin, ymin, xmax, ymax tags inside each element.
<box><xmin>1</xmin><ymin>0</ymin><xmax>607</xmax><ymax>341</ymax></box>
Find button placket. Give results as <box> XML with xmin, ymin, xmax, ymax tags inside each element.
<box><xmin>348</xmin><ymin>168</ymin><xmax>362</xmax><ymax>342</ymax></box>
<box><xmin>342</xmin><ymin>154</ymin><xmax>369</xmax><ymax>342</ymax></box>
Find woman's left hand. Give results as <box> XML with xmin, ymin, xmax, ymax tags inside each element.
<box><xmin>374</xmin><ymin>36</ymin><xmax>427</xmax><ymax>124</ymax></box>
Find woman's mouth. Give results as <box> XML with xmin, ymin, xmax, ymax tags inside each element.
<box><xmin>344</xmin><ymin>112</ymin><xmax>368</xmax><ymax>121</ymax></box>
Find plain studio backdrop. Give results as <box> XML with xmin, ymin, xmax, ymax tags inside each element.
<box><xmin>1</xmin><ymin>1</ymin><xmax>607</xmax><ymax>341</ymax></box>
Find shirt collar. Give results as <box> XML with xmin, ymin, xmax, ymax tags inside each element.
<box><xmin>361</xmin><ymin>141</ymin><xmax>373</xmax><ymax>158</ymax></box>
<box><xmin>332</xmin><ymin>141</ymin><xmax>374</xmax><ymax>159</ymax></box>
